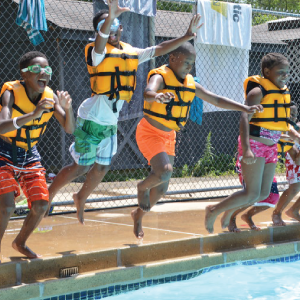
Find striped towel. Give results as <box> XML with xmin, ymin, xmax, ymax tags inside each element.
<box><xmin>16</xmin><ymin>0</ymin><xmax>48</xmax><ymax>46</ymax></box>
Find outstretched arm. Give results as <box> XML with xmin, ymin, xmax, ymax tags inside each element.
<box><xmin>195</xmin><ymin>82</ymin><xmax>263</xmax><ymax>114</ymax></box>
<box><xmin>94</xmin><ymin>0</ymin><xmax>130</xmax><ymax>54</ymax></box>
<box><xmin>53</xmin><ymin>91</ymin><xmax>75</xmax><ymax>134</ymax></box>
<box><xmin>154</xmin><ymin>14</ymin><xmax>203</xmax><ymax>57</ymax></box>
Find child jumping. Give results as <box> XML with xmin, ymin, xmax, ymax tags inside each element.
<box><xmin>0</xmin><ymin>51</ymin><xmax>75</xmax><ymax>261</ymax></box>
<box><xmin>132</xmin><ymin>42</ymin><xmax>263</xmax><ymax>239</ymax></box>
<box><xmin>225</xmin><ymin>106</ymin><xmax>299</xmax><ymax>232</ymax></box>
<box><xmin>272</xmin><ymin>143</ymin><xmax>300</xmax><ymax>226</ymax></box>
<box><xmin>47</xmin><ymin>0</ymin><xmax>204</xmax><ymax>224</ymax></box>
<box><xmin>205</xmin><ymin>53</ymin><xmax>300</xmax><ymax>234</ymax></box>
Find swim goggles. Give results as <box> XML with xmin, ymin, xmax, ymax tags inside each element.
<box><xmin>97</xmin><ymin>18</ymin><xmax>120</xmax><ymax>34</ymax></box>
<box><xmin>21</xmin><ymin>65</ymin><xmax>53</xmax><ymax>76</ymax></box>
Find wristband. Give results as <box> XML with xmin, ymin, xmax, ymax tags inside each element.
<box><xmin>98</xmin><ymin>30</ymin><xmax>109</xmax><ymax>38</ymax></box>
<box><xmin>13</xmin><ymin>117</ymin><xmax>21</xmax><ymax>129</ymax></box>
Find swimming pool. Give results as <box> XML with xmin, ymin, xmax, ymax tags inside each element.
<box><xmin>42</xmin><ymin>254</ymin><xmax>300</xmax><ymax>300</ymax></box>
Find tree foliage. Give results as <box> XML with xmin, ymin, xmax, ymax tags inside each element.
<box><xmin>157</xmin><ymin>0</ymin><xmax>300</xmax><ymax>12</ymax></box>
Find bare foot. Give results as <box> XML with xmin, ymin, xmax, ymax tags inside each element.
<box><xmin>137</xmin><ymin>183</ymin><xmax>150</xmax><ymax>212</ymax></box>
<box><xmin>12</xmin><ymin>241</ymin><xmax>41</xmax><ymax>259</ymax></box>
<box><xmin>272</xmin><ymin>212</ymin><xmax>286</xmax><ymax>226</ymax></box>
<box><xmin>131</xmin><ymin>209</ymin><xmax>144</xmax><ymax>239</ymax></box>
<box><xmin>227</xmin><ymin>217</ymin><xmax>241</xmax><ymax>233</ymax></box>
<box><xmin>221</xmin><ymin>210</ymin><xmax>233</xmax><ymax>229</ymax></box>
<box><xmin>73</xmin><ymin>193</ymin><xmax>85</xmax><ymax>224</ymax></box>
<box><xmin>241</xmin><ymin>213</ymin><xmax>261</xmax><ymax>231</ymax></box>
<box><xmin>285</xmin><ymin>209</ymin><xmax>300</xmax><ymax>222</ymax></box>
<box><xmin>205</xmin><ymin>205</ymin><xmax>217</xmax><ymax>234</ymax></box>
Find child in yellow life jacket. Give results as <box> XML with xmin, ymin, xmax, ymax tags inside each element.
<box><xmin>132</xmin><ymin>42</ymin><xmax>263</xmax><ymax>239</ymax></box>
<box><xmin>224</xmin><ymin>106</ymin><xmax>299</xmax><ymax>233</ymax></box>
<box><xmin>0</xmin><ymin>51</ymin><xmax>75</xmax><ymax>261</ymax></box>
<box><xmin>205</xmin><ymin>53</ymin><xmax>300</xmax><ymax>234</ymax></box>
<box><xmin>47</xmin><ymin>0</ymin><xmax>205</xmax><ymax>225</ymax></box>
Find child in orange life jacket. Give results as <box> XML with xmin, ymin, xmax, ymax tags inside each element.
<box><xmin>47</xmin><ymin>0</ymin><xmax>204</xmax><ymax>225</ymax></box>
<box><xmin>205</xmin><ymin>53</ymin><xmax>300</xmax><ymax>234</ymax></box>
<box><xmin>132</xmin><ymin>42</ymin><xmax>263</xmax><ymax>239</ymax></box>
<box><xmin>0</xmin><ymin>51</ymin><xmax>75</xmax><ymax>261</ymax></box>
<box><xmin>225</xmin><ymin>107</ymin><xmax>299</xmax><ymax>232</ymax></box>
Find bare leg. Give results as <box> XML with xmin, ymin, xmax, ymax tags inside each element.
<box><xmin>131</xmin><ymin>180</ymin><xmax>169</xmax><ymax>239</ymax></box>
<box><xmin>241</xmin><ymin>205</ymin><xmax>269</xmax><ymax>230</ymax></box>
<box><xmin>205</xmin><ymin>159</ymin><xmax>276</xmax><ymax>233</ymax></box>
<box><xmin>12</xmin><ymin>200</ymin><xmax>48</xmax><ymax>258</ymax></box>
<box><xmin>137</xmin><ymin>153</ymin><xmax>174</xmax><ymax>212</ymax></box>
<box><xmin>285</xmin><ymin>193</ymin><xmax>300</xmax><ymax>222</ymax></box>
<box><xmin>46</xmin><ymin>162</ymin><xmax>90</xmax><ymax>216</ymax></box>
<box><xmin>132</xmin><ymin>154</ymin><xmax>174</xmax><ymax>238</ymax></box>
<box><xmin>225</xmin><ymin>207</ymin><xmax>248</xmax><ymax>232</ymax></box>
<box><xmin>0</xmin><ymin>192</ymin><xmax>15</xmax><ymax>263</ymax></box>
<box><xmin>74</xmin><ymin>163</ymin><xmax>110</xmax><ymax>224</ymax></box>
<box><xmin>273</xmin><ymin>183</ymin><xmax>300</xmax><ymax>226</ymax></box>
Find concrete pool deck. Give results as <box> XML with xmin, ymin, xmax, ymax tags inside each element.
<box><xmin>1</xmin><ymin>200</ymin><xmax>300</xmax><ymax>299</ymax></box>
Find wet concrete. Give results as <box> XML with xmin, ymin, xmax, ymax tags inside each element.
<box><xmin>1</xmin><ymin>200</ymin><xmax>297</xmax><ymax>263</ymax></box>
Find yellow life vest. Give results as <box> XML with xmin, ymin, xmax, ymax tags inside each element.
<box><xmin>85</xmin><ymin>41</ymin><xmax>139</xmax><ymax>111</ymax></box>
<box><xmin>143</xmin><ymin>65</ymin><xmax>196</xmax><ymax>131</ymax></box>
<box><xmin>245</xmin><ymin>75</ymin><xmax>293</xmax><ymax>132</ymax></box>
<box><xmin>0</xmin><ymin>80</ymin><xmax>54</xmax><ymax>155</ymax></box>
<box><xmin>277</xmin><ymin>138</ymin><xmax>294</xmax><ymax>159</ymax></box>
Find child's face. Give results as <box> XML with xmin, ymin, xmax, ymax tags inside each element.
<box><xmin>170</xmin><ymin>52</ymin><xmax>196</xmax><ymax>80</ymax></box>
<box><xmin>21</xmin><ymin>57</ymin><xmax>51</xmax><ymax>93</ymax></box>
<box><xmin>263</xmin><ymin>62</ymin><xmax>289</xmax><ymax>89</ymax></box>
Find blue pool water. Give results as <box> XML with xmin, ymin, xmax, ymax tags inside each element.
<box><xmin>109</xmin><ymin>260</ymin><xmax>300</xmax><ymax>300</ymax></box>
<box><xmin>43</xmin><ymin>254</ymin><xmax>300</xmax><ymax>300</ymax></box>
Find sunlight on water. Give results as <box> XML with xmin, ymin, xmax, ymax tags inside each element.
<box><xmin>109</xmin><ymin>261</ymin><xmax>300</xmax><ymax>300</ymax></box>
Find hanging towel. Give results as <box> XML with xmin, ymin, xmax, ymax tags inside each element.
<box><xmin>195</xmin><ymin>43</ymin><xmax>249</xmax><ymax>112</ymax></box>
<box><xmin>16</xmin><ymin>0</ymin><xmax>48</xmax><ymax>46</ymax></box>
<box><xmin>189</xmin><ymin>77</ymin><xmax>203</xmax><ymax>125</ymax></box>
<box><xmin>196</xmin><ymin>0</ymin><xmax>252</xmax><ymax>50</ymax></box>
<box><xmin>103</xmin><ymin>0</ymin><xmax>156</xmax><ymax>17</ymax></box>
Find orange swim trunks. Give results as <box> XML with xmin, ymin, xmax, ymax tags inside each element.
<box><xmin>0</xmin><ymin>166</ymin><xmax>49</xmax><ymax>209</ymax></box>
<box><xmin>136</xmin><ymin>117</ymin><xmax>176</xmax><ymax>164</ymax></box>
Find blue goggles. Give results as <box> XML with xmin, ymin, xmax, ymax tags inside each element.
<box><xmin>97</xmin><ymin>18</ymin><xmax>120</xmax><ymax>34</ymax></box>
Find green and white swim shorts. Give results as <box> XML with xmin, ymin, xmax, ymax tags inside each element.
<box><xmin>69</xmin><ymin>117</ymin><xmax>118</xmax><ymax>166</ymax></box>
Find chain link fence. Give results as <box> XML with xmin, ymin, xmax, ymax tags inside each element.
<box><xmin>1</xmin><ymin>0</ymin><xmax>300</xmax><ymax>215</ymax></box>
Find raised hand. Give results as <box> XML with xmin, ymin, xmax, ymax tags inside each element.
<box><xmin>185</xmin><ymin>14</ymin><xmax>203</xmax><ymax>39</ymax></box>
<box><xmin>108</xmin><ymin>0</ymin><xmax>130</xmax><ymax>19</ymax></box>
<box><xmin>56</xmin><ymin>91</ymin><xmax>72</xmax><ymax>110</ymax></box>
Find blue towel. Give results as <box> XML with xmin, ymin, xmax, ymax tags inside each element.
<box><xmin>189</xmin><ymin>77</ymin><xmax>203</xmax><ymax>125</ymax></box>
<box><xmin>16</xmin><ymin>0</ymin><xmax>48</xmax><ymax>46</ymax></box>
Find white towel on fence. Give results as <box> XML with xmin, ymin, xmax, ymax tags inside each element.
<box><xmin>16</xmin><ymin>0</ymin><xmax>48</xmax><ymax>46</ymax></box>
<box><xmin>197</xmin><ymin>0</ymin><xmax>252</xmax><ymax>50</ymax></box>
<box><xmin>195</xmin><ymin>43</ymin><xmax>249</xmax><ymax>112</ymax></box>
<box><xmin>103</xmin><ymin>0</ymin><xmax>156</xmax><ymax>16</ymax></box>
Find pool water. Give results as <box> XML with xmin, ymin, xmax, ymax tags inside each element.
<box><xmin>109</xmin><ymin>260</ymin><xmax>300</xmax><ymax>300</ymax></box>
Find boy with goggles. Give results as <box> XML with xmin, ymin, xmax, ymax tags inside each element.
<box><xmin>47</xmin><ymin>0</ymin><xmax>203</xmax><ymax>225</ymax></box>
<box><xmin>0</xmin><ymin>51</ymin><xmax>75</xmax><ymax>260</ymax></box>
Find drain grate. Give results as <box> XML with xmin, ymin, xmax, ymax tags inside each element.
<box><xmin>59</xmin><ymin>266</ymin><xmax>79</xmax><ymax>278</ymax></box>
